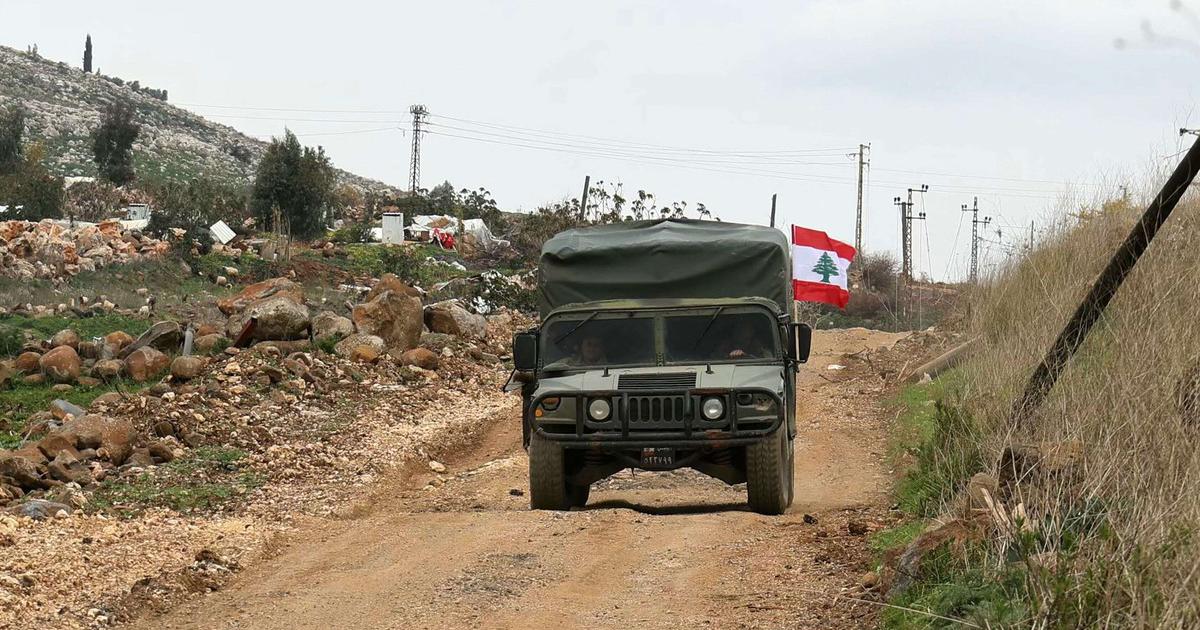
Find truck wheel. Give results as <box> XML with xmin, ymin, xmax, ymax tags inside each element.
<box><xmin>747</xmin><ymin>428</ymin><xmax>790</xmax><ymax>515</ymax></box>
<box><xmin>569</xmin><ymin>482</ymin><xmax>590</xmax><ymax>508</ymax></box>
<box><xmin>529</xmin><ymin>433</ymin><xmax>573</xmax><ymax>510</ymax></box>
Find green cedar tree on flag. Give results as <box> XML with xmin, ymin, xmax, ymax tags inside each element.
<box><xmin>792</xmin><ymin>225</ymin><xmax>856</xmax><ymax>308</ymax></box>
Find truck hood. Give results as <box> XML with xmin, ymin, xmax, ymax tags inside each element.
<box><xmin>536</xmin><ymin>364</ymin><xmax>785</xmax><ymax>397</ymax></box>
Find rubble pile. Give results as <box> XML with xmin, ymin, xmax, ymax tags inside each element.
<box><xmin>0</xmin><ymin>219</ymin><xmax>170</xmax><ymax>280</ymax></box>
<box><xmin>0</xmin><ymin>272</ymin><xmax>531</xmax><ymax>515</ymax></box>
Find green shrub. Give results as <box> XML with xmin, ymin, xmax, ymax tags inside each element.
<box><xmin>0</xmin><ymin>324</ymin><xmax>22</xmax><ymax>356</ymax></box>
<box><xmin>330</xmin><ymin>222</ymin><xmax>374</xmax><ymax>244</ymax></box>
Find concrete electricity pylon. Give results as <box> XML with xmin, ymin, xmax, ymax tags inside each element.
<box><xmin>853</xmin><ymin>143</ymin><xmax>870</xmax><ymax>257</ymax></box>
<box><xmin>962</xmin><ymin>196</ymin><xmax>991</xmax><ymax>284</ymax></box>
<box><xmin>408</xmin><ymin>105</ymin><xmax>428</xmax><ymax>193</ymax></box>
<box><xmin>893</xmin><ymin>184</ymin><xmax>928</xmax><ymax>283</ymax></box>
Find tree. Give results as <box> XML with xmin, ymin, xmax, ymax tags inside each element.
<box><xmin>91</xmin><ymin>100</ymin><xmax>139</xmax><ymax>185</ymax></box>
<box><xmin>250</xmin><ymin>129</ymin><xmax>335</xmax><ymax>239</ymax></box>
<box><xmin>83</xmin><ymin>34</ymin><xmax>93</xmax><ymax>73</ymax></box>
<box><xmin>811</xmin><ymin>252</ymin><xmax>840</xmax><ymax>283</ymax></box>
<box><xmin>0</xmin><ymin>142</ymin><xmax>64</xmax><ymax>221</ymax></box>
<box><xmin>427</xmin><ymin>181</ymin><xmax>457</xmax><ymax>215</ymax></box>
<box><xmin>0</xmin><ymin>103</ymin><xmax>25</xmax><ymax>175</ymax></box>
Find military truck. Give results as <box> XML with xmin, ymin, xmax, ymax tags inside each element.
<box><xmin>511</xmin><ymin>219</ymin><xmax>811</xmax><ymax>514</ymax></box>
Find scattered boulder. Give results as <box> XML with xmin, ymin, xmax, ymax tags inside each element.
<box><xmin>39</xmin><ymin>346</ymin><xmax>81</xmax><ymax>384</ymax></box>
<box><xmin>194</xmin><ymin>334</ymin><xmax>229</xmax><ymax>355</ymax></box>
<box><xmin>148</xmin><ymin>441</ymin><xmax>175</xmax><ymax>463</ymax></box>
<box><xmin>313</xmin><ymin>311</ymin><xmax>355</xmax><ymax>343</ymax></box>
<box><xmin>195</xmin><ymin>323</ymin><xmax>221</xmax><ymax>337</ymax></box>
<box><xmin>227</xmin><ymin>296</ymin><xmax>311</xmax><ymax>342</ymax></box>
<box><xmin>253</xmin><ymin>340</ymin><xmax>312</xmax><ymax>355</ymax></box>
<box><xmin>49</xmin><ymin>399</ymin><xmax>87</xmax><ymax>421</ymax></box>
<box><xmin>0</xmin><ymin>454</ymin><xmax>45</xmax><ymax>490</ymax></box>
<box><xmin>36</xmin><ymin>432</ymin><xmax>79</xmax><ymax>459</ymax></box>
<box><xmin>125</xmin><ymin>448</ymin><xmax>155</xmax><ymax>468</ymax></box>
<box><xmin>50</xmin><ymin>329</ymin><xmax>80</xmax><ymax>350</ymax></box>
<box><xmin>90</xmin><ymin>391</ymin><xmax>125</xmax><ymax>409</ymax></box>
<box><xmin>124</xmin><ymin>346</ymin><xmax>170</xmax><ymax>382</ymax></box>
<box><xmin>217</xmin><ymin>277</ymin><xmax>305</xmax><ymax>316</ymax></box>
<box><xmin>399</xmin><ymin>347</ymin><xmax>439</xmax><ymax>370</ymax></box>
<box><xmin>120</xmin><ymin>321</ymin><xmax>183</xmax><ymax>357</ymax></box>
<box><xmin>352</xmin><ymin>290</ymin><xmax>422</xmax><ymax>352</ymax></box>
<box><xmin>22</xmin><ymin>373</ymin><xmax>45</xmax><ymax>386</ymax></box>
<box><xmin>425</xmin><ymin>300</ymin><xmax>487</xmax><ymax>339</ymax></box>
<box><xmin>334</xmin><ymin>333</ymin><xmax>386</xmax><ymax>363</ymax></box>
<box><xmin>170</xmin><ymin>356</ymin><xmax>205</xmax><ymax>381</ymax></box>
<box><xmin>8</xmin><ymin>499</ymin><xmax>71</xmax><ymax>520</ymax></box>
<box><xmin>365</xmin><ymin>273</ymin><xmax>421</xmax><ymax>302</ymax></box>
<box><xmin>93</xmin><ymin>359</ymin><xmax>124</xmax><ymax>380</ymax></box>
<box><xmin>103</xmin><ymin>330</ymin><xmax>135</xmax><ymax>354</ymax></box>
<box><xmin>77</xmin><ymin>340</ymin><xmax>101</xmax><ymax>360</ymax></box>
<box><xmin>61</xmin><ymin>415</ymin><xmax>134</xmax><ymax>466</ymax></box>
<box><xmin>14</xmin><ymin>351</ymin><xmax>40</xmax><ymax>373</ymax></box>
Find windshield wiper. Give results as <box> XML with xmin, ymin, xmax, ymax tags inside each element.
<box><xmin>691</xmin><ymin>306</ymin><xmax>725</xmax><ymax>351</ymax></box>
<box><xmin>553</xmin><ymin>311</ymin><xmax>600</xmax><ymax>345</ymax></box>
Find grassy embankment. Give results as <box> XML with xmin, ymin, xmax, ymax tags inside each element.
<box><xmin>875</xmin><ymin>197</ymin><xmax>1200</xmax><ymax>628</ymax></box>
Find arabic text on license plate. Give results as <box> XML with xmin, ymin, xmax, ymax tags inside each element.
<box><xmin>641</xmin><ymin>447</ymin><xmax>675</xmax><ymax>467</ymax></box>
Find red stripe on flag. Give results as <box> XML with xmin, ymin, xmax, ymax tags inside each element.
<box><xmin>791</xmin><ymin>225</ymin><xmax>856</xmax><ymax>262</ymax></box>
<box><xmin>793</xmin><ymin>279</ymin><xmax>851</xmax><ymax>309</ymax></box>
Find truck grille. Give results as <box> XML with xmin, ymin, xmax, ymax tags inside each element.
<box><xmin>617</xmin><ymin>372</ymin><xmax>697</xmax><ymax>391</ymax></box>
<box><xmin>627</xmin><ymin>395</ymin><xmax>688</xmax><ymax>427</ymax></box>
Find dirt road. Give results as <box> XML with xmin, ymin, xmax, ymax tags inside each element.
<box><xmin>132</xmin><ymin>329</ymin><xmax>904</xmax><ymax>630</ymax></box>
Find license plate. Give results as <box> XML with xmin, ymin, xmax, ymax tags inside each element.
<box><xmin>640</xmin><ymin>447</ymin><xmax>675</xmax><ymax>467</ymax></box>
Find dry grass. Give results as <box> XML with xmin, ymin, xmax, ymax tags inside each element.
<box><xmin>959</xmin><ymin>194</ymin><xmax>1200</xmax><ymax>627</ymax></box>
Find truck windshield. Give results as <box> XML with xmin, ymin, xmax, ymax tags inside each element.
<box><xmin>664</xmin><ymin>310</ymin><xmax>778</xmax><ymax>363</ymax></box>
<box><xmin>541</xmin><ymin>313</ymin><xmax>655</xmax><ymax>369</ymax></box>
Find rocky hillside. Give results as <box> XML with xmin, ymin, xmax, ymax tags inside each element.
<box><xmin>0</xmin><ymin>45</ymin><xmax>399</xmax><ymax>194</ymax></box>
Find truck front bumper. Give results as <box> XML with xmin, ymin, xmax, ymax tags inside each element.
<box><xmin>531</xmin><ymin>387</ymin><xmax>784</xmax><ymax>449</ymax></box>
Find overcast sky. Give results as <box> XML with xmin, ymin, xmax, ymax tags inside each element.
<box><xmin>4</xmin><ymin>0</ymin><xmax>1199</xmax><ymax>280</ymax></box>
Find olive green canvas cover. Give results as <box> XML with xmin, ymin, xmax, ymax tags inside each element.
<box><xmin>538</xmin><ymin>219</ymin><xmax>793</xmax><ymax>316</ymax></box>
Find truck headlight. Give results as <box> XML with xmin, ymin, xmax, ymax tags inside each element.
<box><xmin>588</xmin><ymin>398</ymin><xmax>612</xmax><ymax>421</ymax></box>
<box><xmin>751</xmin><ymin>394</ymin><xmax>776</xmax><ymax>412</ymax></box>
<box><xmin>701</xmin><ymin>397</ymin><xmax>725</xmax><ymax>420</ymax></box>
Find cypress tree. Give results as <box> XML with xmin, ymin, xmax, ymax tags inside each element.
<box><xmin>83</xmin><ymin>34</ymin><xmax>93</xmax><ymax>73</ymax></box>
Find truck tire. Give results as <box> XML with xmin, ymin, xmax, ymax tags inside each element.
<box><xmin>529</xmin><ymin>433</ymin><xmax>573</xmax><ymax>510</ymax></box>
<box><xmin>747</xmin><ymin>428</ymin><xmax>791</xmax><ymax>515</ymax></box>
<box><xmin>569</xmin><ymin>482</ymin><xmax>590</xmax><ymax>508</ymax></box>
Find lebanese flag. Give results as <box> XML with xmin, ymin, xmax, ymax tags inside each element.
<box><xmin>791</xmin><ymin>226</ymin><xmax>856</xmax><ymax>308</ymax></box>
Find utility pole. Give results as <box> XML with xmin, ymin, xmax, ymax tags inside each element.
<box><xmin>853</xmin><ymin>144</ymin><xmax>869</xmax><ymax>255</ymax></box>
<box><xmin>961</xmin><ymin>196</ymin><xmax>991</xmax><ymax>284</ymax></box>
<box><xmin>769</xmin><ymin>193</ymin><xmax>777</xmax><ymax>228</ymax></box>
<box><xmin>408</xmin><ymin>104</ymin><xmax>427</xmax><ymax>193</ymax></box>
<box><xmin>579</xmin><ymin>175</ymin><xmax>591</xmax><ymax>221</ymax></box>
<box><xmin>893</xmin><ymin>184</ymin><xmax>928</xmax><ymax>283</ymax></box>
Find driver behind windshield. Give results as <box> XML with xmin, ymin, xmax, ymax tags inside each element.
<box><xmin>563</xmin><ymin>334</ymin><xmax>608</xmax><ymax>366</ymax></box>
<box><xmin>717</xmin><ymin>321</ymin><xmax>769</xmax><ymax>359</ymax></box>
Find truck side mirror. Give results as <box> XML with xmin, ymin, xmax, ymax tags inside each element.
<box><xmin>789</xmin><ymin>323</ymin><xmax>812</xmax><ymax>364</ymax></box>
<box><xmin>512</xmin><ymin>331</ymin><xmax>539</xmax><ymax>371</ymax></box>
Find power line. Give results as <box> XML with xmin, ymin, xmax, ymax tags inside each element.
<box><xmin>424</xmin><ymin>128</ymin><xmax>1066</xmax><ymax>199</ymax></box>
<box><xmin>428</xmin><ymin>112</ymin><xmax>859</xmax><ymax>156</ymax></box>
<box><xmin>179</xmin><ymin>100</ymin><xmax>1096</xmax><ymax>196</ymax></box>
<box><xmin>423</xmin><ymin>121</ymin><xmax>856</xmax><ymax>167</ymax></box>
<box><xmin>178</xmin><ymin>102</ymin><xmax>410</xmax><ymax>115</ymax></box>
